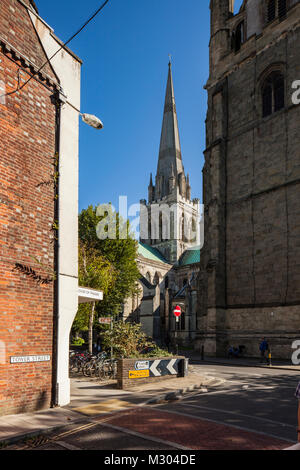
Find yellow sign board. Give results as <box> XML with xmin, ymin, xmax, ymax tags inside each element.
<box><xmin>129</xmin><ymin>369</ymin><xmax>150</xmax><ymax>379</ymax></box>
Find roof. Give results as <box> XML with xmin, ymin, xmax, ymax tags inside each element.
<box><xmin>178</xmin><ymin>247</ymin><xmax>200</xmax><ymax>266</ymax></box>
<box><xmin>138</xmin><ymin>243</ymin><xmax>169</xmax><ymax>264</ymax></box>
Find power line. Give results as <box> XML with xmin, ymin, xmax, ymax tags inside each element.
<box><xmin>0</xmin><ymin>0</ymin><xmax>110</xmax><ymax>99</ymax></box>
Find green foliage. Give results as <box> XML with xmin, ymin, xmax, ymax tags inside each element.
<box><xmin>101</xmin><ymin>321</ymin><xmax>170</xmax><ymax>359</ymax></box>
<box><xmin>78</xmin><ymin>205</ymin><xmax>140</xmax><ymax>316</ymax></box>
<box><xmin>71</xmin><ymin>337</ymin><xmax>85</xmax><ymax>346</ymax></box>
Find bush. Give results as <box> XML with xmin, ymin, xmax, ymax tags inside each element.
<box><xmin>71</xmin><ymin>337</ymin><xmax>85</xmax><ymax>347</ymax></box>
<box><xmin>101</xmin><ymin>321</ymin><xmax>171</xmax><ymax>359</ymax></box>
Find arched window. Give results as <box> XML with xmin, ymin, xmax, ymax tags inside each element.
<box><xmin>262</xmin><ymin>72</ymin><xmax>285</xmax><ymax>117</ymax></box>
<box><xmin>267</xmin><ymin>0</ymin><xmax>276</xmax><ymax>23</ymax></box>
<box><xmin>153</xmin><ymin>272</ymin><xmax>161</xmax><ymax>286</ymax></box>
<box><xmin>234</xmin><ymin>21</ymin><xmax>244</xmax><ymax>53</ymax></box>
<box><xmin>278</xmin><ymin>0</ymin><xmax>287</xmax><ymax>19</ymax></box>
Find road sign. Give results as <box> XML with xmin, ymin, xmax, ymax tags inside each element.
<box><xmin>129</xmin><ymin>370</ymin><xmax>150</xmax><ymax>379</ymax></box>
<box><xmin>99</xmin><ymin>317</ymin><xmax>111</xmax><ymax>325</ymax></box>
<box><xmin>173</xmin><ymin>305</ymin><xmax>182</xmax><ymax>317</ymax></box>
<box><xmin>135</xmin><ymin>360</ymin><xmax>150</xmax><ymax>370</ymax></box>
<box><xmin>149</xmin><ymin>359</ymin><xmax>180</xmax><ymax>377</ymax></box>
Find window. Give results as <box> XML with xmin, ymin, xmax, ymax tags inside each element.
<box><xmin>267</xmin><ymin>0</ymin><xmax>276</xmax><ymax>22</ymax></box>
<box><xmin>262</xmin><ymin>72</ymin><xmax>285</xmax><ymax>117</ymax></box>
<box><xmin>278</xmin><ymin>0</ymin><xmax>287</xmax><ymax>19</ymax></box>
<box><xmin>266</xmin><ymin>0</ymin><xmax>287</xmax><ymax>23</ymax></box>
<box><xmin>234</xmin><ymin>21</ymin><xmax>244</xmax><ymax>52</ymax></box>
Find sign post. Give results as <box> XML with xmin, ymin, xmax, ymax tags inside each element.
<box><xmin>173</xmin><ymin>305</ymin><xmax>182</xmax><ymax>355</ymax></box>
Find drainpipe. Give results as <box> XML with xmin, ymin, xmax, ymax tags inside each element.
<box><xmin>51</xmin><ymin>88</ymin><xmax>65</xmax><ymax>407</ymax></box>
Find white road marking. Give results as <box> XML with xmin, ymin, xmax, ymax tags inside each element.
<box><xmin>152</xmin><ymin>407</ymin><xmax>294</xmax><ymax>443</ymax></box>
<box><xmin>56</xmin><ymin>440</ymin><xmax>82</xmax><ymax>450</ymax></box>
<box><xmin>179</xmin><ymin>403</ymin><xmax>295</xmax><ymax>429</ymax></box>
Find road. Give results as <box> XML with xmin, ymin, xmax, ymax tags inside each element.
<box><xmin>6</xmin><ymin>363</ymin><xmax>299</xmax><ymax>451</ymax></box>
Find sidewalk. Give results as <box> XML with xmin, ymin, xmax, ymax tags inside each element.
<box><xmin>0</xmin><ymin>367</ymin><xmax>213</xmax><ymax>446</ymax></box>
<box><xmin>180</xmin><ymin>351</ymin><xmax>300</xmax><ymax>372</ymax></box>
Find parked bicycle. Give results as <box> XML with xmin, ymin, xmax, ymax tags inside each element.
<box><xmin>82</xmin><ymin>351</ymin><xmax>108</xmax><ymax>377</ymax></box>
<box><xmin>97</xmin><ymin>357</ymin><xmax>118</xmax><ymax>381</ymax></box>
<box><xmin>69</xmin><ymin>350</ymin><xmax>92</xmax><ymax>373</ymax></box>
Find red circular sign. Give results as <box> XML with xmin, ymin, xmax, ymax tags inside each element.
<box><xmin>173</xmin><ymin>305</ymin><xmax>182</xmax><ymax>317</ymax></box>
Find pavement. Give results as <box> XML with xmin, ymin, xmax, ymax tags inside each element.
<box><xmin>0</xmin><ymin>365</ymin><xmax>215</xmax><ymax>447</ymax></box>
<box><xmin>0</xmin><ymin>354</ymin><xmax>299</xmax><ymax>449</ymax></box>
<box><xmin>181</xmin><ymin>351</ymin><xmax>300</xmax><ymax>371</ymax></box>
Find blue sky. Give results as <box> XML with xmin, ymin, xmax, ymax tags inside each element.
<box><xmin>38</xmin><ymin>0</ymin><xmax>244</xmax><ymax>214</ymax></box>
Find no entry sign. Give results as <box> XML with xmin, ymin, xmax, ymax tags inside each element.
<box><xmin>173</xmin><ymin>305</ymin><xmax>182</xmax><ymax>317</ymax></box>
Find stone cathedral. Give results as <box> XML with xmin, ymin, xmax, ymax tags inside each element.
<box><xmin>123</xmin><ymin>62</ymin><xmax>201</xmax><ymax>348</ymax></box>
<box><xmin>196</xmin><ymin>0</ymin><xmax>300</xmax><ymax>359</ymax></box>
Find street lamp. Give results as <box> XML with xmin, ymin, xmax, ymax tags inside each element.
<box><xmin>81</xmin><ymin>113</ymin><xmax>104</xmax><ymax>129</ymax></box>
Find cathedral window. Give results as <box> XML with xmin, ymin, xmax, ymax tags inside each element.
<box><xmin>267</xmin><ymin>0</ymin><xmax>276</xmax><ymax>22</ymax></box>
<box><xmin>233</xmin><ymin>21</ymin><xmax>245</xmax><ymax>53</ymax></box>
<box><xmin>262</xmin><ymin>72</ymin><xmax>285</xmax><ymax>117</ymax></box>
<box><xmin>278</xmin><ymin>0</ymin><xmax>287</xmax><ymax>19</ymax></box>
<box><xmin>266</xmin><ymin>0</ymin><xmax>287</xmax><ymax>23</ymax></box>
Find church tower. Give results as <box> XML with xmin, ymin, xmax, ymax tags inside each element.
<box><xmin>140</xmin><ymin>62</ymin><xmax>200</xmax><ymax>264</ymax></box>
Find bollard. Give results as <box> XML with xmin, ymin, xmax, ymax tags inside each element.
<box><xmin>201</xmin><ymin>345</ymin><xmax>204</xmax><ymax>361</ymax></box>
<box><xmin>268</xmin><ymin>351</ymin><xmax>272</xmax><ymax>366</ymax></box>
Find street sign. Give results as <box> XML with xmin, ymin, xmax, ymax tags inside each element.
<box><xmin>173</xmin><ymin>305</ymin><xmax>182</xmax><ymax>317</ymax></box>
<box><xmin>149</xmin><ymin>359</ymin><xmax>180</xmax><ymax>377</ymax></box>
<box><xmin>99</xmin><ymin>317</ymin><xmax>111</xmax><ymax>325</ymax></box>
<box><xmin>135</xmin><ymin>360</ymin><xmax>150</xmax><ymax>370</ymax></box>
<box><xmin>129</xmin><ymin>370</ymin><xmax>150</xmax><ymax>379</ymax></box>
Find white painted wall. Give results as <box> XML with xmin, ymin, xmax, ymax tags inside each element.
<box><xmin>29</xmin><ymin>10</ymin><xmax>81</xmax><ymax>406</ymax></box>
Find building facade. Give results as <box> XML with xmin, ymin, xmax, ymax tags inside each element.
<box><xmin>196</xmin><ymin>0</ymin><xmax>300</xmax><ymax>358</ymax></box>
<box><xmin>124</xmin><ymin>63</ymin><xmax>201</xmax><ymax>348</ymax></box>
<box><xmin>0</xmin><ymin>0</ymin><xmax>81</xmax><ymax>416</ymax></box>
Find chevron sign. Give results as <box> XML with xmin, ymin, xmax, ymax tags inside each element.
<box><xmin>149</xmin><ymin>358</ymin><xmax>180</xmax><ymax>377</ymax></box>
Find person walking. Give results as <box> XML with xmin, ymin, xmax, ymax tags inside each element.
<box><xmin>259</xmin><ymin>337</ymin><xmax>269</xmax><ymax>364</ymax></box>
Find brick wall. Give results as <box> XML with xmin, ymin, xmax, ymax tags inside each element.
<box><xmin>117</xmin><ymin>356</ymin><xmax>186</xmax><ymax>390</ymax></box>
<box><xmin>0</xmin><ymin>0</ymin><xmax>59</xmax><ymax>415</ymax></box>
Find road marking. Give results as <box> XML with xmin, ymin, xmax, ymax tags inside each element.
<box><xmin>56</xmin><ymin>440</ymin><xmax>82</xmax><ymax>450</ymax></box>
<box><xmin>152</xmin><ymin>407</ymin><xmax>294</xmax><ymax>443</ymax></box>
<box><xmin>179</xmin><ymin>402</ymin><xmax>295</xmax><ymax>429</ymax></box>
<box><xmin>98</xmin><ymin>422</ymin><xmax>190</xmax><ymax>450</ymax></box>
<box><xmin>73</xmin><ymin>399</ymin><xmax>135</xmax><ymax>416</ymax></box>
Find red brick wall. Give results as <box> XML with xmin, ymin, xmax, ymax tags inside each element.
<box><xmin>0</xmin><ymin>0</ymin><xmax>59</xmax><ymax>416</ymax></box>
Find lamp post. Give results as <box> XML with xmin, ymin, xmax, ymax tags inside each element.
<box><xmin>81</xmin><ymin>113</ymin><xmax>104</xmax><ymax>129</ymax></box>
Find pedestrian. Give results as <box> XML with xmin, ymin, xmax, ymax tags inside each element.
<box><xmin>259</xmin><ymin>337</ymin><xmax>269</xmax><ymax>364</ymax></box>
<box><xmin>295</xmin><ymin>381</ymin><xmax>300</xmax><ymax>442</ymax></box>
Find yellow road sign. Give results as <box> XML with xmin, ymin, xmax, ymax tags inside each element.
<box><xmin>128</xmin><ymin>369</ymin><xmax>150</xmax><ymax>379</ymax></box>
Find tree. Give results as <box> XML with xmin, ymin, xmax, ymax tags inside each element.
<box><xmin>78</xmin><ymin>205</ymin><xmax>140</xmax><ymax>316</ymax></box>
<box><xmin>74</xmin><ymin>241</ymin><xmax>116</xmax><ymax>353</ymax></box>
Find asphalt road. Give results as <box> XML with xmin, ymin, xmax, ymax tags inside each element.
<box><xmin>6</xmin><ymin>363</ymin><xmax>300</xmax><ymax>451</ymax></box>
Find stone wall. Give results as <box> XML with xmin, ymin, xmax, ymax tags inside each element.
<box><xmin>197</xmin><ymin>0</ymin><xmax>300</xmax><ymax>358</ymax></box>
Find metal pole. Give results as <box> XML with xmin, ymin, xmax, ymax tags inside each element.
<box><xmin>110</xmin><ymin>316</ymin><xmax>113</xmax><ymax>359</ymax></box>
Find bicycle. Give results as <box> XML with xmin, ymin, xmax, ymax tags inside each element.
<box><xmin>82</xmin><ymin>352</ymin><xmax>108</xmax><ymax>377</ymax></box>
<box><xmin>97</xmin><ymin>358</ymin><xmax>118</xmax><ymax>381</ymax></box>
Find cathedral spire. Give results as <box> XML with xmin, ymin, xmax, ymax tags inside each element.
<box><xmin>155</xmin><ymin>61</ymin><xmax>184</xmax><ymax>198</ymax></box>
